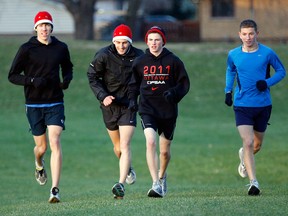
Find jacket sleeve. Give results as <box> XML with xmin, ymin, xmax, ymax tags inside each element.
<box><xmin>87</xmin><ymin>52</ymin><xmax>109</xmax><ymax>102</ymax></box>
<box><xmin>8</xmin><ymin>45</ymin><xmax>32</xmax><ymax>86</ymax></box>
<box><xmin>170</xmin><ymin>57</ymin><xmax>190</xmax><ymax>103</ymax></box>
<box><xmin>60</xmin><ymin>45</ymin><xmax>73</xmax><ymax>85</ymax></box>
<box><xmin>128</xmin><ymin>60</ymin><xmax>141</xmax><ymax>101</ymax></box>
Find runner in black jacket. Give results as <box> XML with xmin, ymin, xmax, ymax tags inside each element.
<box><xmin>129</xmin><ymin>26</ymin><xmax>190</xmax><ymax>198</ymax></box>
<box><xmin>87</xmin><ymin>24</ymin><xmax>144</xmax><ymax>199</ymax></box>
<box><xmin>8</xmin><ymin>11</ymin><xmax>73</xmax><ymax>203</ymax></box>
<box><xmin>8</xmin><ymin>36</ymin><xmax>73</xmax><ymax>104</ymax></box>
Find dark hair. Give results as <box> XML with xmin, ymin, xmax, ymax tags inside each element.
<box><xmin>240</xmin><ymin>19</ymin><xmax>258</xmax><ymax>32</ymax></box>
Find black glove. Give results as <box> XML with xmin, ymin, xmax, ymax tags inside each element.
<box><xmin>128</xmin><ymin>100</ymin><xmax>138</xmax><ymax>112</ymax></box>
<box><xmin>256</xmin><ymin>80</ymin><xmax>267</xmax><ymax>91</ymax></box>
<box><xmin>163</xmin><ymin>90</ymin><xmax>176</xmax><ymax>103</ymax></box>
<box><xmin>225</xmin><ymin>92</ymin><xmax>233</xmax><ymax>106</ymax></box>
<box><xmin>31</xmin><ymin>77</ymin><xmax>47</xmax><ymax>88</ymax></box>
<box><xmin>60</xmin><ymin>81</ymin><xmax>70</xmax><ymax>90</ymax></box>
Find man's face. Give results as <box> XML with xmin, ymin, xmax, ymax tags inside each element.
<box><xmin>35</xmin><ymin>23</ymin><xmax>53</xmax><ymax>41</ymax></box>
<box><xmin>113</xmin><ymin>39</ymin><xmax>130</xmax><ymax>55</ymax></box>
<box><xmin>146</xmin><ymin>33</ymin><xmax>164</xmax><ymax>56</ymax></box>
<box><xmin>239</xmin><ymin>27</ymin><xmax>258</xmax><ymax>47</ymax></box>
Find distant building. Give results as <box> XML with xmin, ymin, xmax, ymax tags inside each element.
<box><xmin>0</xmin><ymin>0</ymin><xmax>123</xmax><ymax>37</ymax></box>
<box><xmin>0</xmin><ymin>0</ymin><xmax>73</xmax><ymax>34</ymax></box>
<box><xmin>199</xmin><ymin>0</ymin><xmax>288</xmax><ymax>42</ymax></box>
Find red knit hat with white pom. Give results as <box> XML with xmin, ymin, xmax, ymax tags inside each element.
<box><xmin>34</xmin><ymin>11</ymin><xmax>53</xmax><ymax>30</ymax></box>
<box><xmin>112</xmin><ymin>24</ymin><xmax>132</xmax><ymax>44</ymax></box>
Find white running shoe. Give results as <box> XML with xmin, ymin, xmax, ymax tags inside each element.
<box><xmin>248</xmin><ymin>180</ymin><xmax>260</xmax><ymax>196</ymax></box>
<box><xmin>159</xmin><ymin>173</ymin><xmax>167</xmax><ymax>196</ymax></box>
<box><xmin>49</xmin><ymin>187</ymin><xmax>60</xmax><ymax>203</ymax></box>
<box><xmin>238</xmin><ymin>147</ymin><xmax>248</xmax><ymax>178</ymax></box>
<box><xmin>125</xmin><ymin>167</ymin><xmax>136</xmax><ymax>185</ymax></box>
<box><xmin>147</xmin><ymin>181</ymin><xmax>163</xmax><ymax>198</ymax></box>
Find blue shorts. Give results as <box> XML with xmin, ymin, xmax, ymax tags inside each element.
<box><xmin>100</xmin><ymin>104</ymin><xmax>137</xmax><ymax>130</ymax></box>
<box><xmin>233</xmin><ymin>106</ymin><xmax>272</xmax><ymax>132</ymax></box>
<box><xmin>26</xmin><ymin>104</ymin><xmax>65</xmax><ymax>136</ymax></box>
<box><xmin>140</xmin><ymin>114</ymin><xmax>176</xmax><ymax>140</ymax></box>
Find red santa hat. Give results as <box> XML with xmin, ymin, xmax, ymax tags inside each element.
<box><xmin>112</xmin><ymin>24</ymin><xmax>133</xmax><ymax>44</ymax></box>
<box><xmin>34</xmin><ymin>11</ymin><xmax>53</xmax><ymax>30</ymax></box>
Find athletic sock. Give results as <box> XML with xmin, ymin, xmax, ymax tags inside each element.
<box><xmin>35</xmin><ymin>160</ymin><xmax>44</xmax><ymax>170</ymax></box>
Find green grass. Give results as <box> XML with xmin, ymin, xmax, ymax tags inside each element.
<box><xmin>0</xmin><ymin>36</ymin><xmax>287</xmax><ymax>215</ymax></box>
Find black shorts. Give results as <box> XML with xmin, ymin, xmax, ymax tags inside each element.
<box><xmin>100</xmin><ymin>104</ymin><xmax>137</xmax><ymax>130</ymax></box>
<box><xmin>234</xmin><ymin>105</ymin><xmax>272</xmax><ymax>132</ymax></box>
<box><xmin>26</xmin><ymin>104</ymin><xmax>65</xmax><ymax>136</ymax></box>
<box><xmin>140</xmin><ymin>114</ymin><xmax>176</xmax><ymax>140</ymax></box>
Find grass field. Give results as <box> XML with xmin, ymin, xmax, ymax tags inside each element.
<box><xmin>0</xmin><ymin>36</ymin><xmax>287</xmax><ymax>216</ymax></box>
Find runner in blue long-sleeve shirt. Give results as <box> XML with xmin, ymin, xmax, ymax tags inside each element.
<box><xmin>224</xmin><ymin>19</ymin><xmax>286</xmax><ymax>196</ymax></box>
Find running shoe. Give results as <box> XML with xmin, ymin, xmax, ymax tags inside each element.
<box><xmin>125</xmin><ymin>167</ymin><xmax>136</xmax><ymax>185</ymax></box>
<box><xmin>147</xmin><ymin>181</ymin><xmax>163</xmax><ymax>198</ymax></box>
<box><xmin>112</xmin><ymin>183</ymin><xmax>125</xmax><ymax>199</ymax></box>
<box><xmin>248</xmin><ymin>180</ymin><xmax>260</xmax><ymax>196</ymax></box>
<box><xmin>238</xmin><ymin>147</ymin><xmax>248</xmax><ymax>178</ymax></box>
<box><xmin>35</xmin><ymin>168</ymin><xmax>47</xmax><ymax>185</ymax></box>
<box><xmin>159</xmin><ymin>173</ymin><xmax>167</xmax><ymax>196</ymax></box>
<box><xmin>49</xmin><ymin>187</ymin><xmax>60</xmax><ymax>203</ymax></box>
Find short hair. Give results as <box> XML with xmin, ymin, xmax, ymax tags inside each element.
<box><xmin>240</xmin><ymin>19</ymin><xmax>258</xmax><ymax>32</ymax></box>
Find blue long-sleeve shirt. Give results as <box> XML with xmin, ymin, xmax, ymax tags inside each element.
<box><xmin>225</xmin><ymin>43</ymin><xmax>286</xmax><ymax>107</ymax></box>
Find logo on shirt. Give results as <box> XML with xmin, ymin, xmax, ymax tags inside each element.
<box><xmin>152</xmin><ymin>87</ymin><xmax>159</xmax><ymax>91</ymax></box>
<box><xmin>147</xmin><ymin>81</ymin><xmax>165</xmax><ymax>85</ymax></box>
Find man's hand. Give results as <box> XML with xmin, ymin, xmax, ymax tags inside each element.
<box><xmin>59</xmin><ymin>81</ymin><xmax>70</xmax><ymax>90</ymax></box>
<box><xmin>128</xmin><ymin>100</ymin><xmax>138</xmax><ymax>112</ymax></box>
<box><xmin>31</xmin><ymin>77</ymin><xmax>47</xmax><ymax>88</ymax></box>
<box><xmin>225</xmin><ymin>92</ymin><xmax>233</xmax><ymax>106</ymax></box>
<box><xmin>163</xmin><ymin>90</ymin><xmax>176</xmax><ymax>103</ymax></box>
<box><xmin>256</xmin><ymin>80</ymin><xmax>268</xmax><ymax>91</ymax></box>
<box><xmin>102</xmin><ymin>96</ymin><xmax>115</xmax><ymax>106</ymax></box>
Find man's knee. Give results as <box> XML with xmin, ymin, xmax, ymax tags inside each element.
<box><xmin>160</xmin><ymin>151</ymin><xmax>170</xmax><ymax>159</ymax></box>
<box><xmin>254</xmin><ymin>142</ymin><xmax>262</xmax><ymax>154</ymax></box>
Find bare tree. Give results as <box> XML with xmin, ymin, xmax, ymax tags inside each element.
<box><xmin>62</xmin><ymin>0</ymin><xmax>97</xmax><ymax>40</ymax></box>
<box><xmin>125</xmin><ymin>0</ymin><xmax>142</xmax><ymax>28</ymax></box>
<box><xmin>60</xmin><ymin>0</ymin><xmax>142</xmax><ymax>40</ymax></box>
<box><xmin>125</xmin><ymin>0</ymin><xmax>143</xmax><ymax>40</ymax></box>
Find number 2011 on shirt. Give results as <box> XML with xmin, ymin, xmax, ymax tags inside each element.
<box><xmin>144</xmin><ymin>65</ymin><xmax>171</xmax><ymax>74</ymax></box>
